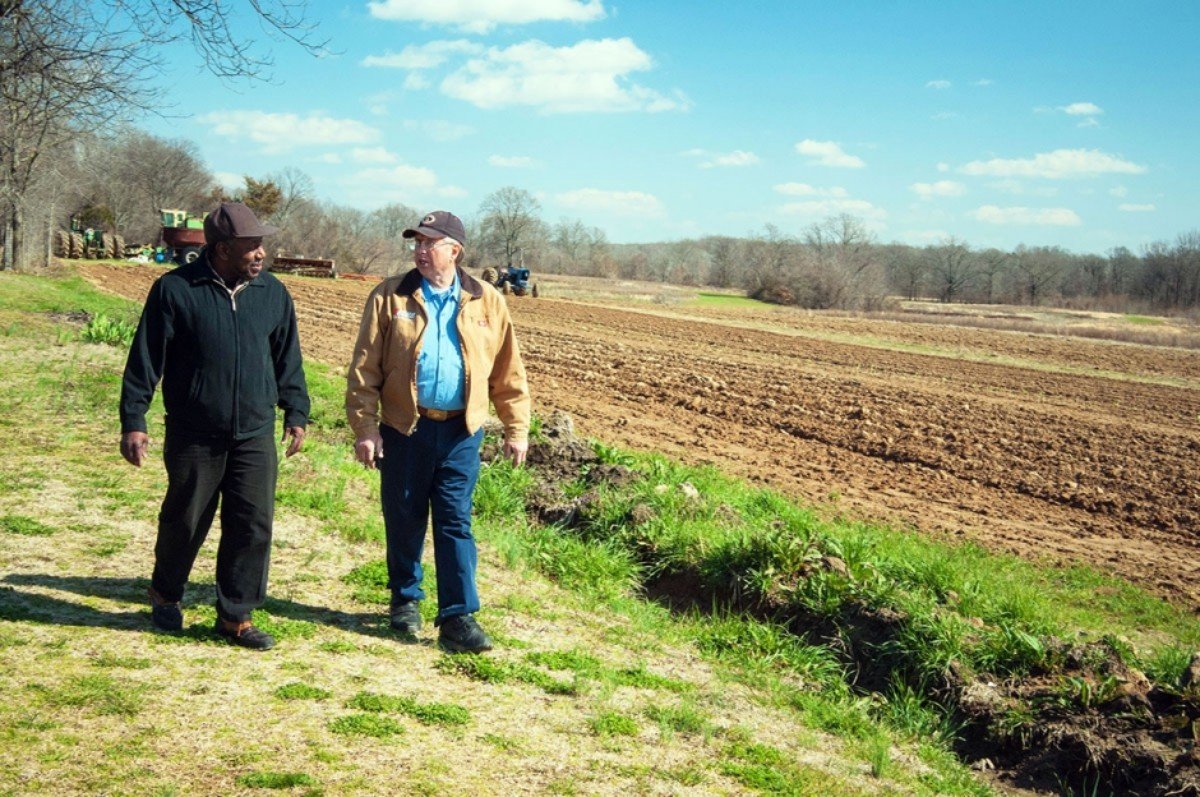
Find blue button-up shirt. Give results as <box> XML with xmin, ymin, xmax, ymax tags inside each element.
<box><xmin>416</xmin><ymin>274</ymin><xmax>466</xmax><ymax>410</ymax></box>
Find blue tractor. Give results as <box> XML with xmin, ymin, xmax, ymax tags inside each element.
<box><xmin>481</xmin><ymin>266</ymin><xmax>539</xmax><ymax>297</ymax></box>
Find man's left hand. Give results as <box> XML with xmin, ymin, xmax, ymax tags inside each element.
<box><xmin>503</xmin><ymin>438</ymin><xmax>528</xmax><ymax>467</ymax></box>
<box><xmin>282</xmin><ymin>426</ymin><xmax>306</xmax><ymax>458</ymax></box>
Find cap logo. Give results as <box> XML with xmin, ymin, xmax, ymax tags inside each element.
<box><xmin>423</xmin><ymin>214</ymin><xmax>437</xmax><ymax>225</ymax></box>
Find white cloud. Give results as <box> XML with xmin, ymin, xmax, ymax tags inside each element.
<box><xmin>959</xmin><ymin>148</ymin><xmax>1145</xmax><ymax>179</ymax></box>
<box><xmin>1077</xmin><ymin>117</ymin><xmax>1100</xmax><ymax>129</ymax></box>
<box><xmin>314</xmin><ymin>153</ymin><xmax>342</xmax><ymax>164</ymax></box>
<box><xmin>362</xmin><ymin>40</ymin><xmax>483</xmax><ymax>70</ymax></box>
<box><xmin>932</xmin><ymin>111</ymin><xmax>959</xmax><ymax>120</ymax></box>
<box><xmin>988</xmin><ymin>179</ymin><xmax>1058</xmax><ymax>197</ymax></box>
<box><xmin>342</xmin><ymin>164</ymin><xmax>465</xmax><ymax>206</ymax></box>
<box><xmin>368</xmin><ymin>0</ymin><xmax>606</xmax><ymax>33</ymax></box>
<box><xmin>968</xmin><ymin>205</ymin><xmax>1082</xmax><ymax>226</ymax></box>
<box><xmin>197</xmin><ymin>111</ymin><xmax>379</xmax><ymax>154</ymax></box>
<box><xmin>556</xmin><ymin>188</ymin><xmax>664</xmax><ymax>216</ymax></box>
<box><xmin>489</xmin><ymin>155</ymin><xmax>539</xmax><ymax>168</ymax></box>
<box><xmin>926</xmin><ymin>79</ymin><xmax>951</xmax><ymax>89</ymax></box>
<box><xmin>404</xmin><ymin>73</ymin><xmax>432</xmax><ymax>91</ymax></box>
<box><xmin>773</xmin><ymin>183</ymin><xmax>848</xmax><ymax>197</ymax></box>
<box><xmin>1119</xmin><ymin>203</ymin><xmax>1156</xmax><ymax>212</ymax></box>
<box><xmin>911</xmin><ymin>180</ymin><xmax>966</xmax><ymax>199</ymax></box>
<box><xmin>685</xmin><ymin>149</ymin><xmax>759</xmax><ymax>168</ymax></box>
<box><xmin>351</xmin><ymin>147</ymin><xmax>398</xmax><ymax>164</ymax></box>
<box><xmin>794</xmin><ymin>139</ymin><xmax>865</xmax><ymax>169</ymax></box>
<box><xmin>973</xmin><ymin>79</ymin><xmax>993</xmax><ymax>87</ymax></box>
<box><xmin>440</xmin><ymin>38</ymin><xmax>688</xmax><ymax>114</ymax></box>
<box><xmin>1109</xmin><ymin>185</ymin><xmax>1128</xmax><ymax>198</ymax></box>
<box><xmin>779</xmin><ymin>198</ymin><xmax>886</xmax><ymax>220</ymax></box>
<box><xmin>1061</xmin><ymin>102</ymin><xmax>1103</xmax><ymax>116</ymax></box>
<box><xmin>402</xmin><ymin>120</ymin><xmax>475</xmax><ymax>141</ymax></box>
<box><xmin>936</xmin><ymin>162</ymin><xmax>950</xmax><ymax>173</ymax></box>
<box><xmin>214</xmin><ymin>172</ymin><xmax>243</xmax><ymax>191</ymax></box>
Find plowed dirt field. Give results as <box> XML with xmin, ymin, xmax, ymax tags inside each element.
<box><xmin>84</xmin><ymin>264</ymin><xmax>1200</xmax><ymax>608</ymax></box>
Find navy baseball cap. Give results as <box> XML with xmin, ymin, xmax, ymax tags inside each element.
<box><xmin>402</xmin><ymin>210</ymin><xmax>466</xmax><ymax>245</ymax></box>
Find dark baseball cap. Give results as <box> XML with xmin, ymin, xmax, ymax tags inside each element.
<box><xmin>402</xmin><ymin>210</ymin><xmax>466</xmax><ymax>245</ymax></box>
<box><xmin>203</xmin><ymin>202</ymin><xmax>279</xmax><ymax>245</ymax></box>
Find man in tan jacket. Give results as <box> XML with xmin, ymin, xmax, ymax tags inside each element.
<box><xmin>346</xmin><ymin>210</ymin><xmax>530</xmax><ymax>653</ymax></box>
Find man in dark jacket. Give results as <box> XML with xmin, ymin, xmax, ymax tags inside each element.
<box><xmin>119</xmin><ymin>202</ymin><xmax>309</xmax><ymax>650</ymax></box>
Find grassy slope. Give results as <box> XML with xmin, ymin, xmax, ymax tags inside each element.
<box><xmin>3</xmin><ymin>267</ymin><xmax>1197</xmax><ymax>796</ymax></box>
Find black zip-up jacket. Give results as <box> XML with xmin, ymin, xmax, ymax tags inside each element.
<box><xmin>120</xmin><ymin>252</ymin><xmax>310</xmax><ymax>441</ymax></box>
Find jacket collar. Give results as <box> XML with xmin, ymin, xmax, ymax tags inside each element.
<box><xmin>182</xmin><ymin>249</ymin><xmax>266</xmax><ymax>289</ymax></box>
<box><xmin>398</xmin><ymin>266</ymin><xmax>483</xmax><ymax>300</ymax></box>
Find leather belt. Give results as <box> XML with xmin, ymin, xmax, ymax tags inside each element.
<box><xmin>417</xmin><ymin>406</ymin><xmax>465</xmax><ymax>421</ymax></box>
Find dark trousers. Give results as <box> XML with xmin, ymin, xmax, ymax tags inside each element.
<box><xmin>379</xmin><ymin>420</ymin><xmax>483</xmax><ymax>625</ymax></box>
<box><xmin>151</xmin><ymin>433</ymin><xmax>278</xmax><ymax>622</ymax></box>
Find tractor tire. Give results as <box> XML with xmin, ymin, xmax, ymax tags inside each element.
<box><xmin>531</xmin><ymin>283</ymin><xmax>539</xmax><ymax>298</ymax></box>
<box><xmin>513</xmin><ymin>287</ymin><xmax>527</xmax><ymax>297</ymax></box>
<box><xmin>181</xmin><ymin>247</ymin><xmax>201</xmax><ymax>264</ymax></box>
<box><xmin>54</xmin><ymin>231</ymin><xmax>71</xmax><ymax>258</ymax></box>
<box><xmin>101</xmin><ymin>233</ymin><xmax>115</xmax><ymax>259</ymax></box>
<box><xmin>481</xmin><ymin>267</ymin><xmax>498</xmax><ymax>285</ymax></box>
<box><xmin>501</xmin><ymin>283</ymin><xmax>511</xmax><ymax>295</ymax></box>
<box><xmin>69</xmin><ymin>233</ymin><xmax>84</xmax><ymax>259</ymax></box>
<box><xmin>114</xmin><ymin>236</ymin><xmax>126</xmax><ymax>258</ymax></box>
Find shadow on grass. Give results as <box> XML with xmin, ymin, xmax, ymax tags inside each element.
<box><xmin>0</xmin><ymin>574</ymin><xmax>394</xmax><ymax>640</ymax></box>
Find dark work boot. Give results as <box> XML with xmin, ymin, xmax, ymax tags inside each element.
<box><xmin>215</xmin><ymin>618</ymin><xmax>275</xmax><ymax>650</ymax></box>
<box><xmin>438</xmin><ymin>614</ymin><xmax>493</xmax><ymax>654</ymax></box>
<box><xmin>389</xmin><ymin>599</ymin><xmax>422</xmax><ymax>636</ymax></box>
<box><xmin>148</xmin><ymin>586</ymin><xmax>183</xmax><ymax>632</ymax></box>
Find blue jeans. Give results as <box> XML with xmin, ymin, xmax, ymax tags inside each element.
<box><xmin>379</xmin><ymin>421</ymin><xmax>483</xmax><ymax>625</ymax></box>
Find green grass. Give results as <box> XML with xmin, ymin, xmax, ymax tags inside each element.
<box><xmin>236</xmin><ymin>771</ymin><xmax>318</xmax><ymax>789</ymax></box>
<box><xmin>0</xmin><ymin>515</ymin><xmax>55</xmax><ymax>536</ymax></box>
<box><xmin>590</xmin><ymin>711</ymin><xmax>639</xmax><ymax>737</ymax></box>
<box><xmin>35</xmin><ymin>674</ymin><xmax>144</xmax><ymax>717</ymax></box>
<box><xmin>689</xmin><ymin>292</ymin><xmax>773</xmax><ymax>309</ymax></box>
<box><xmin>346</xmin><ymin>692</ymin><xmax>471</xmax><ymax>726</ymax></box>
<box><xmin>1123</xmin><ymin>314</ymin><xmax>1164</xmax><ymax>325</ymax></box>
<box><xmin>328</xmin><ymin>714</ymin><xmax>405</xmax><ymax>738</ymax></box>
<box><xmin>274</xmin><ymin>683</ymin><xmax>332</xmax><ymax>701</ymax></box>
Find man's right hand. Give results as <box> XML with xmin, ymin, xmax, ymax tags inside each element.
<box><xmin>354</xmin><ymin>433</ymin><xmax>384</xmax><ymax>469</ymax></box>
<box><xmin>120</xmin><ymin>431</ymin><xmax>149</xmax><ymax>467</ymax></box>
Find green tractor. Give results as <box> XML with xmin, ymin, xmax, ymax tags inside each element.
<box><xmin>53</xmin><ymin>215</ymin><xmax>124</xmax><ymax>260</ymax></box>
<box><xmin>157</xmin><ymin>209</ymin><xmax>206</xmax><ymax>264</ymax></box>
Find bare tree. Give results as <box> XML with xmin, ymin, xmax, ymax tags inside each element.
<box><xmin>478</xmin><ymin>187</ymin><xmax>543</xmax><ymax>269</ymax></box>
<box><xmin>109</xmin><ymin>0</ymin><xmax>326</xmax><ymax>82</ymax></box>
<box><xmin>1</xmin><ymin>0</ymin><xmax>323</xmax><ymax>268</ymax></box>
<box><xmin>0</xmin><ymin>1</ymin><xmax>155</xmax><ymax>267</ymax></box>
<box><xmin>929</xmin><ymin>237</ymin><xmax>974</xmax><ymax>303</ymax></box>
<box><xmin>976</xmin><ymin>248</ymin><xmax>1009</xmax><ymax>304</ymax></box>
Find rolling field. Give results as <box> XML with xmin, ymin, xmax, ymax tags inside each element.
<box><xmin>83</xmin><ymin>263</ymin><xmax>1200</xmax><ymax>609</ymax></box>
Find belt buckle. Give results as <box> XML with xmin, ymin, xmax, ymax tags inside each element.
<box><xmin>424</xmin><ymin>407</ymin><xmax>449</xmax><ymax>421</ymax></box>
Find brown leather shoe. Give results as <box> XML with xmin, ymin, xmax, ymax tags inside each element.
<box><xmin>215</xmin><ymin>618</ymin><xmax>275</xmax><ymax>650</ymax></box>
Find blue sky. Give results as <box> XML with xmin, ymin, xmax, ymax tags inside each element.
<box><xmin>141</xmin><ymin>1</ymin><xmax>1199</xmax><ymax>252</ymax></box>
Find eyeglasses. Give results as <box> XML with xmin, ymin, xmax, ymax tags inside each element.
<box><xmin>406</xmin><ymin>239</ymin><xmax>453</xmax><ymax>253</ymax></box>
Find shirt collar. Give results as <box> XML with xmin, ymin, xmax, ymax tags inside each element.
<box><xmin>421</xmin><ymin>270</ymin><xmax>460</xmax><ymax>303</ymax></box>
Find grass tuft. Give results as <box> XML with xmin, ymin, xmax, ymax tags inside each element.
<box><xmin>328</xmin><ymin>713</ymin><xmax>405</xmax><ymax>738</ymax></box>
<box><xmin>274</xmin><ymin>683</ymin><xmax>332</xmax><ymax>701</ymax></box>
<box><xmin>236</xmin><ymin>771</ymin><xmax>318</xmax><ymax>789</ymax></box>
<box><xmin>1</xmin><ymin>514</ymin><xmax>55</xmax><ymax>536</ymax></box>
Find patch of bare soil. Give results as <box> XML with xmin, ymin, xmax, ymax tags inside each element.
<box><xmin>80</xmin><ymin>263</ymin><xmax>1200</xmax><ymax>611</ymax></box>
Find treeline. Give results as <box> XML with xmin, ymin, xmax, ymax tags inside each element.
<box><xmin>6</xmin><ymin>126</ymin><xmax>1198</xmax><ymax>313</ymax></box>
<box><xmin>598</xmin><ymin>219</ymin><xmax>1200</xmax><ymax>314</ymax></box>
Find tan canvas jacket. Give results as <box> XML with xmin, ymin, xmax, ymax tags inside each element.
<box><xmin>345</xmin><ymin>267</ymin><xmax>531</xmax><ymax>442</ymax></box>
